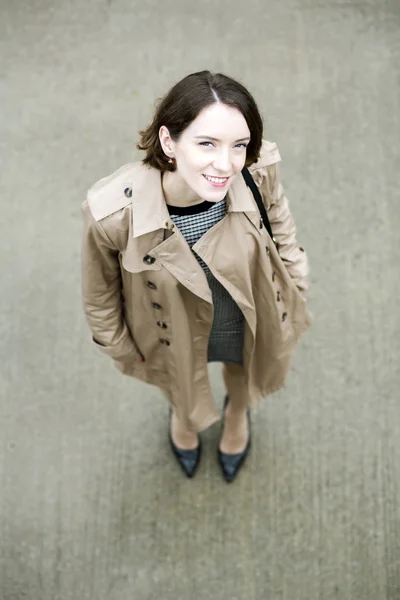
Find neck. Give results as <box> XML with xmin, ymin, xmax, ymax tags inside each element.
<box><xmin>161</xmin><ymin>171</ymin><xmax>205</xmax><ymax>208</ymax></box>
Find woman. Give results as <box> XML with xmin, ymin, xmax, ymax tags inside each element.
<box><xmin>81</xmin><ymin>70</ymin><xmax>311</xmax><ymax>483</ymax></box>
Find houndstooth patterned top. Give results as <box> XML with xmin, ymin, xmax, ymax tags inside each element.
<box><xmin>167</xmin><ymin>198</ymin><xmax>244</xmax><ymax>365</ymax></box>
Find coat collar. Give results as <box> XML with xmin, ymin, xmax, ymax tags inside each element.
<box><xmin>127</xmin><ymin>164</ymin><xmax>258</xmax><ymax>239</ymax></box>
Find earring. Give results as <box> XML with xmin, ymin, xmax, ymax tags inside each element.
<box><xmin>168</xmin><ymin>158</ymin><xmax>175</xmax><ymax>164</ymax></box>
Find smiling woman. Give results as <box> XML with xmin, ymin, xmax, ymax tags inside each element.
<box><xmin>81</xmin><ymin>70</ymin><xmax>311</xmax><ymax>483</ymax></box>
<box><xmin>137</xmin><ymin>70</ymin><xmax>263</xmax><ymax>172</ymax></box>
<box><xmin>158</xmin><ymin>101</ymin><xmax>254</xmax><ymax>206</ymax></box>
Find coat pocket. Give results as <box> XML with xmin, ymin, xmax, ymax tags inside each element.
<box><xmin>92</xmin><ymin>336</ymin><xmax>145</xmax><ymax>362</ymax></box>
<box><xmin>113</xmin><ymin>354</ymin><xmax>145</xmax><ymax>377</ymax></box>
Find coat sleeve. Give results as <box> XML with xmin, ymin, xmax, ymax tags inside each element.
<box><xmin>252</xmin><ymin>157</ymin><xmax>310</xmax><ymax>294</ymax></box>
<box><xmin>81</xmin><ymin>199</ymin><xmax>140</xmax><ymax>361</ymax></box>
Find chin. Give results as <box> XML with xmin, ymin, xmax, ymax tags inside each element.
<box><xmin>203</xmin><ymin>191</ymin><xmax>227</xmax><ymax>203</ymax></box>
<box><xmin>200</xmin><ymin>179</ymin><xmax>233</xmax><ymax>201</ymax></box>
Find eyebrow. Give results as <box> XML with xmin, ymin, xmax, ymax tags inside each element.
<box><xmin>194</xmin><ymin>135</ymin><xmax>251</xmax><ymax>142</ymax></box>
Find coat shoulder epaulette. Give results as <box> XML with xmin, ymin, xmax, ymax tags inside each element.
<box><xmin>249</xmin><ymin>139</ymin><xmax>282</xmax><ymax>172</ymax></box>
<box><xmin>87</xmin><ymin>162</ymin><xmax>140</xmax><ymax>222</ymax></box>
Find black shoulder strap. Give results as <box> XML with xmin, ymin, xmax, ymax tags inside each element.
<box><xmin>241</xmin><ymin>167</ymin><xmax>274</xmax><ymax>242</ymax></box>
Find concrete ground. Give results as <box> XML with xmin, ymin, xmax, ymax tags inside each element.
<box><xmin>1</xmin><ymin>0</ymin><xmax>399</xmax><ymax>599</ymax></box>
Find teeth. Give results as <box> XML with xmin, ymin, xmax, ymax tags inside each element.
<box><xmin>204</xmin><ymin>175</ymin><xmax>228</xmax><ymax>183</ymax></box>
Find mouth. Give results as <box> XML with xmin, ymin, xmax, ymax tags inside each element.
<box><xmin>202</xmin><ymin>174</ymin><xmax>230</xmax><ymax>188</ymax></box>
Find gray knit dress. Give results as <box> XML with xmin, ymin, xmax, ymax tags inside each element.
<box><xmin>167</xmin><ymin>198</ymin><xmax>244</xmax><ymax>365</ymax></box>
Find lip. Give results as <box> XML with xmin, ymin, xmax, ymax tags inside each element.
<box><xmin>203</xmin><ymin>174</ymin><xmax>230</xmax><ymax>188</ymax></box>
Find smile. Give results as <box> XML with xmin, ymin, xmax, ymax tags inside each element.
<box><xmin>203</xmin><ymin>174</ymin><xmax>230</xmax><ymax>185</ymax></box>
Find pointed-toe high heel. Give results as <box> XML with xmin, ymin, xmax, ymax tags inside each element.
<box><xmin>169</xmin><ymin>409</ymin><xmax>201</xmax><ymax>479</ymax></box>
<box><xmin>218</xmin><ymin>395</ymin><xmax>251</xmax><ymax>483</ymax></box>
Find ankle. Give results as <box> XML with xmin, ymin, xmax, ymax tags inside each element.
<box><xmin>224</xmin><ymin>402</ymin><xmax>248</xmax><ymax>418</ymax></box>
<box><xmin>172</xmin><ymin>410</ymin><xmax>196</xmax><ymax>432</ymax></box>
<box><xmin>171</xmin><ymin>412</ymin><xmax>198</xmax><ymax>449</ymax></box>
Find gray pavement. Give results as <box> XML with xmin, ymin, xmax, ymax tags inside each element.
<box><xmin>1</xmin><ymin>1</ymin><xmax>399</xmax><ymax>598</ymax></box>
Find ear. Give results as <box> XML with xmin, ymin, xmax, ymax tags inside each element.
<box><xmin>159</xmin><ymin>126</ymin><xmax>175</xmax><ymax>158</ymax></box>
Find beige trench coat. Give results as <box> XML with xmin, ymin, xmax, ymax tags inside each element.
<box><xmin>81</xmin><ymin>139</ymin><xmax>311</xmax><ymax>432</ymax></box>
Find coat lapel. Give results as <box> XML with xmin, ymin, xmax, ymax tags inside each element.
<box><xmin>119</xmin><ymin>165</ymin><xmax>211</xmax><ymax>300</ymax></box>
<box><xmin>120</xmin><ymin>163</ymin><xmax>264</xmax><ymax>308</ymax></box>
<box><xmin>151</xmin><ymin>230</ymin><xmax>213</xmax><ymax>303</ymax></box>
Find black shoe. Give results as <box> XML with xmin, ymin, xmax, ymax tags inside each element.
<box><xmin>169</xmin><ymin>410</ymin><xmax>201</xmax><ymax>479</ymax></box>
<box><xmin>218</xmin><ymin>395</ymin><xmax>251</xmax><ymax>483</ymax></box>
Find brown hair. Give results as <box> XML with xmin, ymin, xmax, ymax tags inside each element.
<box><xmin>137</xmin><ymin>70</ymin><xmax>264</xmax><ymax>172</ymax></box>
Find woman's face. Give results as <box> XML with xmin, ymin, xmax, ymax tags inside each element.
<box><xmin>160</xmin><ymin>102</ymin><xmax>251</xmax><ymax>202</ymax></box>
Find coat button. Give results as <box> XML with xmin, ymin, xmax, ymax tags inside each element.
<box><xmin>124</xmin><ymin>187</ymin><xmax>132</xmax><ymax>198</ymax></box>
<box><xmin>272</xmin><ymin>271</ymin><xmax>276</xmax><ymax>282</ymax></box>
<box><xmin>266</xmin><ymin>246</ymin><xmax>270</xmax><ymax>255</ymax></box>
<box><xmin>299</xmin><ymin>246</ymin><xmax>305</xmax><ymax>252</ymax></box>
<box><xmin>277</xmin><ymin>291</ymin><xmax>281</xmax><ymax>301</ymax></box>
<box><xmin>152</xmin><ymin>302</ymin><xmax>162</xmax><ymax>310</ymax></box>
<box><xmin>157</xmin><ymin>321</ymin><xmax>167</xmax><ymax>329</ymax></box>
<box><xmin>282</xmin><ymin>312</ymin><xmax>287</xmax><ymax>322</ymax></box>
<box><xmin>147</xmin><ymin>281</ymin><xmax>157</xmax><ymax>290</ymax></box>
<box><xmin>143</xmin><ymin>255</ymin><xmax>156</xmax><ymax>265</ymax></box>
<box><xmin>160</xmin><ymin>339</ymin><xmax>170</xmax><ymax>346</ymax></box>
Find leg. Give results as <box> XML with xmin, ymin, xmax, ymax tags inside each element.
<box><xmin>219</xmin><ymin>363</ymin><xmax>250</xmax><ymax>453</ymax></box>
<box><xmin>171</xmin><ymin>408</ymin><xmax>199</xmax><ymax>450</ymax></box>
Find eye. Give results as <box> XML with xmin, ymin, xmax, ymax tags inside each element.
<box><xmin>198</xmin><ymin>141</ymin><xmax>248</xmax><ymax>148</ymax></box>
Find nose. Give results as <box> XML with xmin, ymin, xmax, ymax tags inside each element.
<box><xmin>212</xmin><ymin>149</ymin><xmax>232</xmax><ymax>173</ymax></box>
